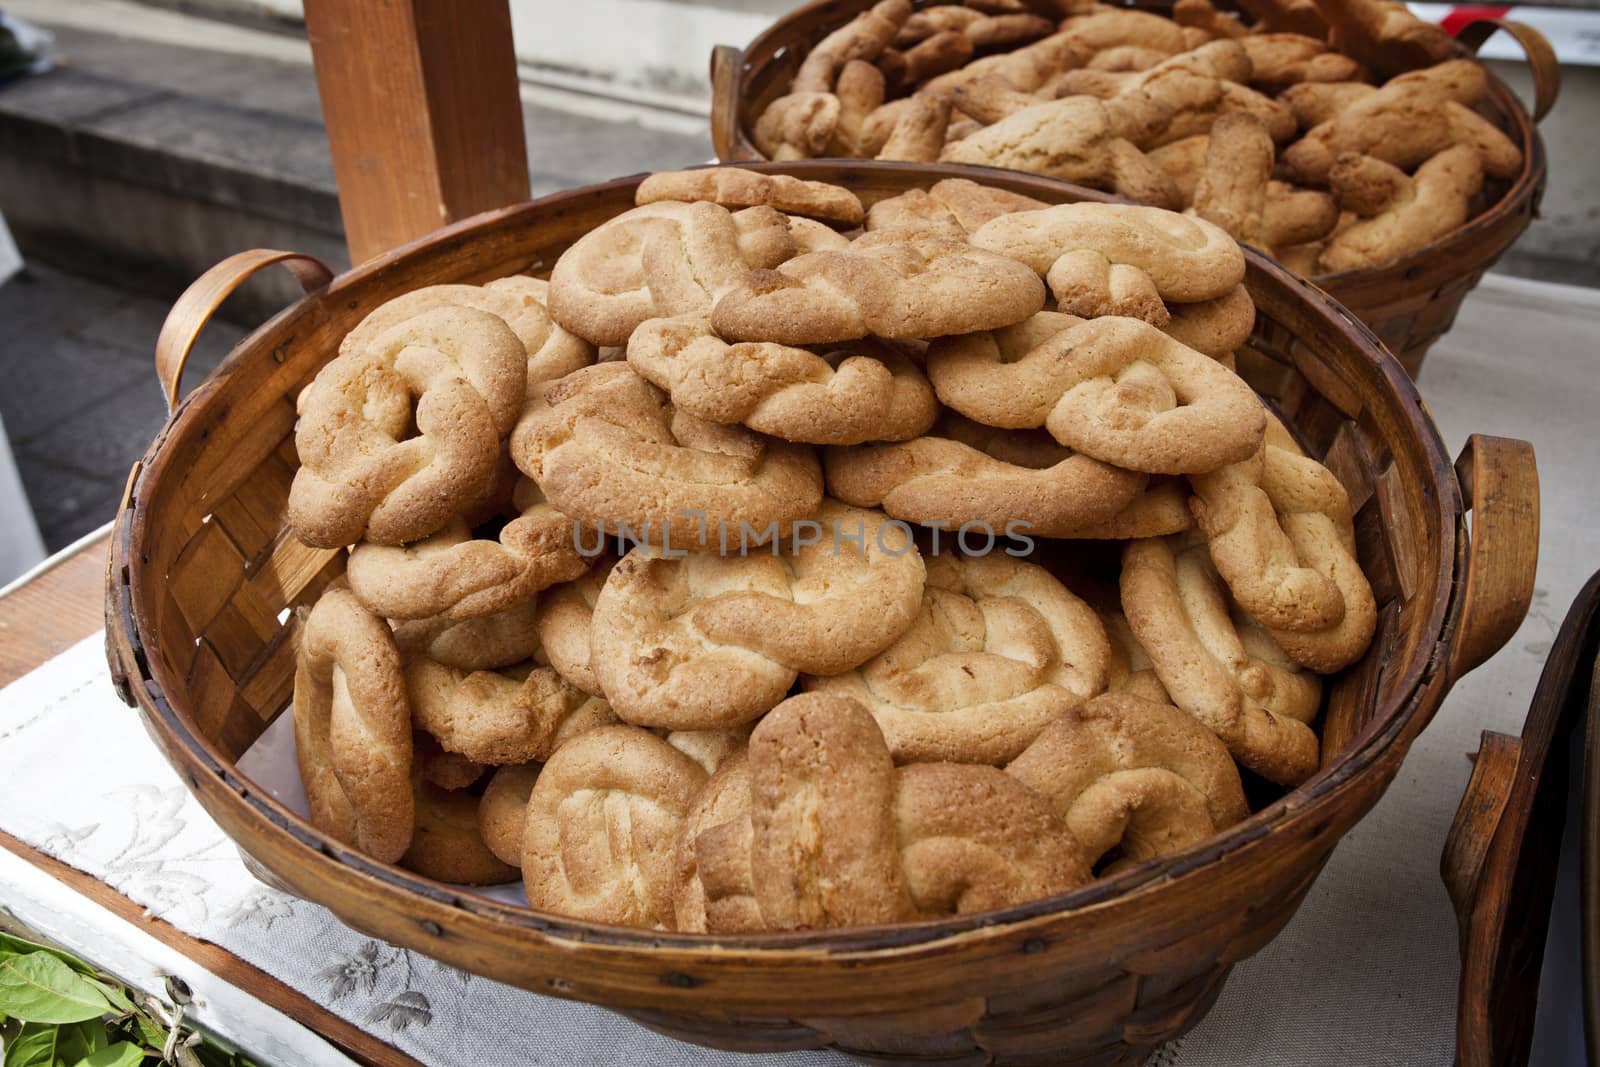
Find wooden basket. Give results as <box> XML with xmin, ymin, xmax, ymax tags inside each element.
<box><xmin>707</xmin><ymin>2</ymin><xmax>1560</xmax><ymax>378</ymax></box>
<box><xmin>104</xmin><ymin>161</ymin><xmax>1538</xmax><ymax>1067</ymax></box>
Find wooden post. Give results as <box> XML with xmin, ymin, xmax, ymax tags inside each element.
<box><xmin>304</xmin><ymin>0</ymin><xmax>530</xmax><ymax>264</ymax></box>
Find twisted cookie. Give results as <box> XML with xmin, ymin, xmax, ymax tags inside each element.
<box><xmin>346</xmin><ymin>479</ymin><xmax>590</xmax><ymax>621</ymax></box>
<box><xmin>1318</xmin><ymin>146</ymin><xmax>1483</xmax><ymax>273</ymax></box>
<box><xmin>807</xmin><ymin>553</ymin><xmax>1109</xmax><ymax>764</ymax></box>
<box><xmin>971</xmin><ymin>203</ymin><xmax>1245</xmax><ymax>323</ymax></box>
<box><xmin>511</xmin><ymin>363</ymin><xmax>822</xmax><ymax>549</ymax></box>
<box><xmin>627</xmin><ymin>315</ymin><xmax>936</xmax><ymax>445</ymax></box>
<box><xmin>522</xmin><ymin>725</ymin><xmax>708</xmax><ymax>928</ymax></box>
<box><xmin>636</xmin><ymin>168</ymin><xmax>864</xmax><ymax>227</ymax></box>
<box><xmin>548</xmin><ymin>201</ymin><xmax>797</xmax><ymax>346</ymax></box>
<box><xmin>825</xmin><ymin>412</ymin><xmax>1147</xmax><ymax>538</ymax></box>
<box><xmin>1189</xmin><ymin>113</ymin><xmax>1340</xmax><ymax>251</ymax></box>
<box><xmin>293</xmin><ymin>588</ymin><xmax>414</xmax><ymax>863</ymax></box>
<box><xmin>289</xmin><ymin>306</ymin><xmax>525</xmax><ymax>548</ymax></box>
<box><xmin>1161</xmin><ymin>284</ymin><xmax>1255</xmax><ymax>362</ymax></box>
<box><xmin>591</xmin><ymin>504</ymin><xmax>925</xmax><ymax>728</ymax></box>
<box><xmin>793</xmin><ymin>0</ymin><xmax>911</xmax><ymax>93</ymax></box>
<box><xmin>678</xmin><ymin>694</ymin><xmax>1091</xmax><ymax>932</ymax></box>
<box><xmin>1190</xmin><ymin>417</ymin><xmax>1377</xmax><ymax>672</ymax></box>
<box><xmin>1008</xmin><ymin>692</ymin><xmax>1247</xmax><ymax>868</ymax></box>
<box><xmin>340</xmin><ymin>278</ymin><xmax>595</xmax><ymax>390</ymax></box>
<box><xmin>711</xmin><ymin>229</ymin><xmax>1046</xmax><ymax>346</ymax></box>
<box><xmin>392</xmin><ymin>598</ymin><xmax>542</xmax><ymax>672</ymax></box>
<box><xmin>1121</xmin><ymin>535</ymin><xmax>1323</xmax><ymax>785</ymax></box>
<box><xmin>401</xmin><ymin>781</ymin><xmax>520</xmax><ymax>886</ymax></box>
<box><xmin>864</xmin><ymin>178</ymin><xmax>1049</xmax><ymax>239</ymax></box>
<box><xmin>405</xmin><ymin>655</ymin><xmax>612</xmax><ymax>766</ymax></box>
<box><xmin>927</xmin><ymin>312</ymin><xmax>1265</xmax><ymax>474</ymax></box>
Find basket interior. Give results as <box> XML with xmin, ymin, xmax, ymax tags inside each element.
<box><xmin>125</xmin><ymin>164</ymin><xmax>1456</xmax><ymax>885</ymax></box>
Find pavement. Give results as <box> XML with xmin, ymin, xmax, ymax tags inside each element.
<box><xmin>0</xmin><ymin>260</ymin><xmax>243</xmax><ymax>550</ymax></box>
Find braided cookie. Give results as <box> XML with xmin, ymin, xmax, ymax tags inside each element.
<box><xmin>289</xmin><ymin>306</ymin><xmax>526</xmax><ymax>548</ymax></box>
<box><xmin>1317</xmin><ymin>145</ymin><xmax>1483</xmax><ymax>273</ymax></box>
<box><xmin>293</xmin><ymin>588</ymin><xmax>414</xmax><ymax>863</ymax></box>
<box><xmin>636</xmin><ymin>168</ymin><xmax>864</xmax><ymax>227</ymax></box>
<box><xmin>674</xmin><ymin>751</ymin><xmax>762</xmax><ymax>934</ymax></box>
<box><xmin>711</xmin><ymin>229</ymin><xmax>1046</xmax><ymax>346</ymax></box>
<box><xmin>684</xmin><ymin>694</ymin><xmax>1091</xmax><ymax>930</ymax></box>
<box><xmin>591</xmin><ymin>505</ymin><xmax>925</xmax><ymax>728</ymax></box>
<box><xmin>1121</xmin><ymin>535</ymin><xmax>1322</xmax><ymax>785</ymax></box>
<box><xmin>864</xmin><ymin>178</ymin><xmax>1049</xmax><ymax>239</ymax></box>
<box><xmin>340</xmin><ymin>278</ymin><xmax>595</xmax><ymax>390</ymax></box>
<box><xmin>522</xmin><ymin>725</ymin><xmax>708</xmax><ymax>928</ymax></box>
<box><xmin>1190</xmin><ymin>417</ymin><xmax>1377</xmax><ymax>672</ymax></box>
<box><xmin>547</xmin><ymin>201</ymin><xmax>797</xmax><ymax>346</ymax></box>
<box><xmin>401</xmin><ymin>781</ymin><xmax>520</xmax><ymax>886</ymax></box>
<box><xmin>405</xmin><ymin>655</ymin><xmax>612</xmax><ymax>766</ymax></box>
<box><xmin>1161</xmin><ymin>284</ymin><xmax>1255</xmax><ymax>362</ymax></box>
<box><xmin>510</xmin><ymin>363</ymin><xmax>822</xmax><ymax>549</ymax></box>
<box><xmin>825</xmin><ymin>413</ymin><xmax>1148</xmax><ymax>538</ymax></box>
<box><xmin>627</xmin><ymin>315</ymin><xmax>936</xmax><ymax>445</ymax></box>
<box><xmin>391</xmin><ymin>599</ymin><xmax>542</xmax><ymax>672</ymax></box>
<box><xmin>478</xmin><ymin>762</ymin><xmax>540</xmax><ymax>868</ymax></box>
<box><xmin>1008</xmin><ymin>692</ymin><xmax>1247</xmax><ymax>868</ymax></box>
<box><xmin>927</xmin><ymin>312</ymin><xmax>1264</xmax><ymax>474</ymax></box>
<box><xmin>346</xmin><ymin>479</ymin><xmax>590</xmax><ymax>621</ymax></box>
<box><xmin>807</xmin><ymin>553</ymin><xmax>1109</xmax><ymax>764</ymax></box>
<box><xmin>534</xmin><ymin>555</ymin><xmax>617</xmax><ymax>696</ymax></box>
<box><xmin>971</xmin><ymin>203</ymin><xmax>1244</xmax><ymax>324</ymax></box>
<box><xmin>793</xmin><ymin>0</ymin><xmax>911</xmax><ymax>93</ymax></box>
<box><xmin>940</xmin><ymin>96</ymin><xmax>1182</xmax><ymax>210</ymax></box>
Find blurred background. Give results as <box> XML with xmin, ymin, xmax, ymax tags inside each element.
<box><xmin>0</xmin><ymin>0</ymin><xmax>1594</xmax><ymax>571</ymax></box>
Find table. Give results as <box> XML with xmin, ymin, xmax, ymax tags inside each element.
<box><xmin>2</xmin><ymin>272</ymin><xmax>1597</xmax><ymax>1066</ymax></box>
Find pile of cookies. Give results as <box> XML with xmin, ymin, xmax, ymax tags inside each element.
<box><xmin>751</xmin><ymin>0</ymin><xmax>1521</xmax><ymax>273</ymax></box>
<box><xmin>287</xmin><ymin>167</ymin><xmax>1376</xmax><ymax>932</ymax></box>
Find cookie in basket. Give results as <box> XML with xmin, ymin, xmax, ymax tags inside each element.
<box><xmin>510</xmin><ymin>362</ymin><xmax>822</xmax><ymax>549</ymax></box>
<box><xmin>806</xmin><ymin>552</ymin><xmax>1109</xmax><ymax>764</ymax></box>
<box><xmin>636</xmin><ymin>168</ymin><xmax>864</xmax><ymax>227</ymax></box>
<box><xmin>589</xmin><ymin>502</ymin><xmax>925</xmax><ymax>730</ymax></box>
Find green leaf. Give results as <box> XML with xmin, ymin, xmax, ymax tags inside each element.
<box><xmin>3</xmin><ymin>1022</ymin><xmax>58</xmax><ymax>1067</ymax></box>
<box><xmin>71</xmin><ymin>1043</ymin><xmax>142</xmax><ymax>1067</ymax></box>
<box><xmin>0</xmin><ymin>936</ymin><xmax>92</xmax><ymax>978</ymax></box>
<box><xmin>53</xmin><ymin>1020</ymin><xmax>107</xmax><ymax>1062</ymax></box>
<box><xmin>128</xmin><ymin>1015</ymin><xmax>165</xmax><ymax>1051</ymax></box>
<box><xmin>81</xmin><ymin>983</ymin><xmax>131</xmax><ymax>1019</ymax></box>
<box><xmin>0</xmin><ymin>955</ymin><xmax>111</xmax><ymax>1024</ymax></box>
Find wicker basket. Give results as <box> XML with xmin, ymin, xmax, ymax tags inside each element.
<box><xmin>708</xmin><ymin>2</ymin><xmax>1560</xmax><ymax>378</ymax></box>
<box><xmin>105</xmin><ymin>161</ymin><xmax>1538</xmax><ymax>1066</ymax></box>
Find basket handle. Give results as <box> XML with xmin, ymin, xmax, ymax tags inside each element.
<box><xmin>155</xmin><ymin>249</ymin><xmax>334</xmax><ymax>414</ymax></box>
<box><xmin>1440</xmin><ymin>728</ymin><xmax>1520</xmax><ymax>920</ymax></box>
<box><xmin>1446</xmin><ymin>435</ymin><xmax>1540</xmax><ymax>686</ymax></box>
<box><xmin>710</xmin><ymin>44</ymin><xmax>747</xmax><ymax>163</ymax></box>
<box><xmin>1455</xmin><ymin>18</ymin><xmax>1561</xmax><ymax>124</ymax></box>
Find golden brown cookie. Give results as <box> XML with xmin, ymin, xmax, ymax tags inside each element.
<box><xmin>1121</xmin><ymin>534</ymin><xmax>1322</xmax><ymax>785</ymax></box>
<box><xmin>1189</xmin><ymin>113</ymin><xmax>1340</xmax><ymax>251</ymax></box>
<box><xmin>533</xmin><ymin>555</ymin><xmax>617</xmax><ymax>697</ymax></box>
<box><xmin>293</xmin><ymin>588</ymin><xmax>414</xmax><ymax>863</ymax></box>
<box><xmin>1239</xmin><ymin>33</ymin><xmax>1366</xmax><ymax>92</ymax></box>
<box><xmin>627</xmin><ymin>315</ymin><xmax>936</xmax><ymax>445</ymax></box>
<box><xmin>401</xmin><ymin>781</ymin><xmax>519</xmax><ymax>886</ymax></box>
<box><xmin>807</xmin><ymin>553</ymin><xmax>1109</xmax><ymax>764</ymax></box>
<box><xmin>1162</xmin><ymin>284</ymin><xmax>1256</xmax><ymax>361</ymax></box>
<box><xmin>824</xmin><ymin>412</ymin><xmax>1148</xmax><ymax>538</ymax></box>
<box><xmin>1008</xmin><ymin>692</ymin><xmax>1247</xmax><ymax>868</ymax></box>
<box><xmin>346</xmin><ymin>479</ymin><xmax>590</xmax><ymax>621</ymax></box>
<box><xmin>477</xmin><ymin>762</ymin><xmax>540</xmax><ymax>868</ymax></box>
<box><xmin>289</xmin><ymin>306</ymin><xmax>525</xmax><ymax>548</ymax></box>
<box><xmin>636</xmin><ymin>168</ymin><xmax>864</xmax><ymax>227</ymax></box>
<box><xmin>864</xmin><ymin>178</ymin><xmax>1050</xmax><ymax>239</ymax></box>
<box><xmin>754</xmin><ymin>92</ymin><xmax>842</xmax><ymax>159</ymax></box>
<box><xmin>793</xmin><ymin>0</ymin><xmax>912</xmax><ymax>93</ymax></box>
<box><xmin>711</xmin><ymin>229</ymin><xmax>1046</xmax><ymax>345</ymax></box>
<box><xmin>391</xmin><ymin>598</ymin><xmax>543</xmax><ymax>672</ymax></box>
<box><xmin>1189</xmin><ymin>416</ymin><xmax>1377</xmax><ymax>672</ymax></box>
<box><xmin>405</xmin><ymin>655</ymin><xmax>611</xmax><ymax>766</ymax></box>
<box><xmin>522</xmin><ymin>725</ymin><xmax>708</xmax><ymax>928</ymax></box>
<box><xmin>673</xmin><ymin>751</ymin><xmax>761</xmax><ymax>933</ymax></box>
<box><xmin>547</xmin><ymin>201</ymin><xmax>797</xmax><ymax>346</ymax></box>
<box><xmin>511</xmin><ymin>363</ymin><xmax>823</xmax><ymax>550</ymax></box>
<box><xmin>591</xmin><ymin>504</ymin><xmax>925</xmax><ymax>728</ymax></box>
<box><xmin>926</xmin><ymin>312</ymin><xmax>1265</xmax><ymax>474</ymax></box>
<box><xmin>1317</xmin><ymin>146</ymin><xmax>1483</xmax><ymax>272</ymax></box>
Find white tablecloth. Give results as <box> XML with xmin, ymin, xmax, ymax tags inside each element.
<box><xmin>0</xmin><ymin>274</ymin><xmax>1596</xmax><ymax>1066</ymax></box>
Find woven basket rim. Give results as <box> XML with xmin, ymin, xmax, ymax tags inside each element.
<box><xmin>720</xmin><ymin>0</ymin><xmax>1550</xmax><ymax>285</ymax></box>
<box><xmin>109</xmin><ymin>161</ymin><xmax>1464</xmax><ymax>961</ymax></box>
